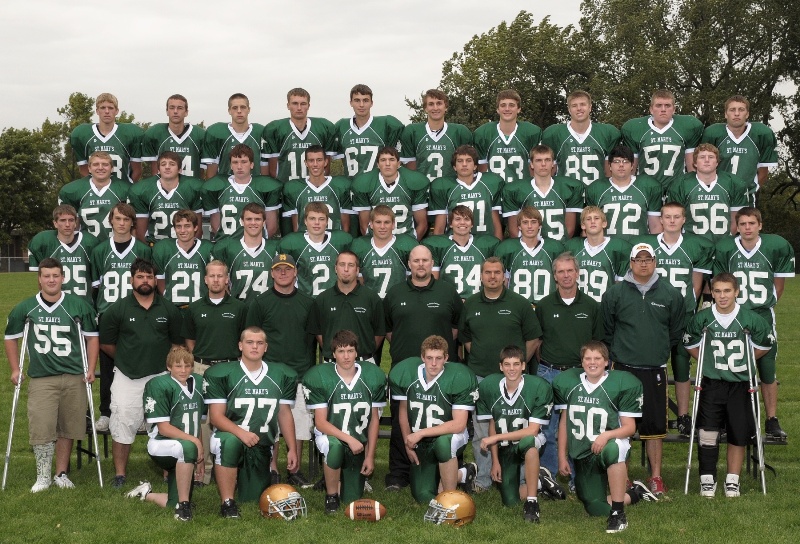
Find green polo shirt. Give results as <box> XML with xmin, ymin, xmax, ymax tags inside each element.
<box><xmin>306</xmin><ymin>283</ymin><xmax>385</xmax><ymax>360</ymax></box>
<box><xmin>182</xmin><ymin>294</ymin><xmax>247</xmax><ymax>361</ymax></box>
<box><xmin>535</xmin><ymin>289</ymin><xmax>604</xmax><ymax>368</ymax></box>
<box><xmin>100</xmin><ymin>292</ymin><xmax>184</xmax><ymax>379</ymax></box>
<box><xmin>459</xmin><ymin>287</ymin><xmax>541</xmax><ymax>377</ymax></box>
<box><xmin>246</xmin><ymin>287</ymin><xmax>316</xmax><ymax>378</ymax></box>
<box><xmin>384</xmin><ymin>277</ymin><xmax>463</xmax><ymax>365</ymax></box>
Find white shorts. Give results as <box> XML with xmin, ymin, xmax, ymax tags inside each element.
<box><xmin>110</xmin><ymin>370</ymin><xmax>163</xmax><ymax>444</ymax></box>
<box><xmin>292</xmin><ymin>383</ymin><xmax>313</xmax><ymax>441</ymax></box>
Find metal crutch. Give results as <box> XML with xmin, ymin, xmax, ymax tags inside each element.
<box><xmin>3</xmin><ymin>318</ymin><xmax>32</xmax><ymax>490</ymax></box>
<box><xmin>684</xmin><ymin>327</ymin><xmax>708</xmax><ymax>495</ymax></box>
<box><xmin>743</xmin><ymin>328</ymin><xmax>766</xmax><ymax>495</ymax></box>
<box><xmin>75</xmin><ymin>317</ymin><xmax>103</xmax><ymax>487</ymax></box>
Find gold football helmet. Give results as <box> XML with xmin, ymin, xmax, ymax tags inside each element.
<box><xmin>424</xmin><ymin>490</ymin><xmax>476</xmax><ymax>526</ymax></box>
<box><xmin>259</xmin><ymin>484</ymin><xmax>307</xmax><ymax>520</ymax></box>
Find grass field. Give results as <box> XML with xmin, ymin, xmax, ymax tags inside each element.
<box><xmin>0</xmin><ymin>272</ymin><xmax>797</xmax><ymax>543</ymax></box>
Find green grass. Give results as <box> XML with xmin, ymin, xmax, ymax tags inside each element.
<box><xmin>1</xmin><ymin>272</ymin><xmax>798</xmax><ymax>543</ymax></box>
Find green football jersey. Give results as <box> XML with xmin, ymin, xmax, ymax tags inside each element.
<box><xmin>70</xmin><ymin>123</ymin><xmax>144</xmax><ymax>183</ymax></box>
<box><xmin>666</xmin><ymin>171</ymin><xmax>755</xmax><ymax>243</ymax></box>
<box><xmin>429</xmin><ymin>173</ymin><xmax>504</xmax><ymax>238</ymax></box>
<box><xmin>476</xmin><ymin>373</ymin><xmax>553</xmax><ymax>443</ymax></box>
<box><xmin>262</xmin><ymin>117</ymin><xmax>336</xmax><ymax>182</ymax></box>
<box><xmin>424</xmin><ymin>234</ymin><xmax>499</xmax><ymax>298</ymax></box>
<box><xmin>494</xmin><ymin>237</ymin><xmax>565</xmax><ymax>304</ymax></box>
<box><xmin>333</xmin><ymin>115</ymin><xmax>405</xmax><ymax>177</ymax></box>
<box><xmin>58</xmin><ymin>177</ymin><xmax>130</xmax><ymax>240</ymax></box>
<box><xmin>552</xmin><ymin>368</ymin><xmax>643</xmax><ymax>460</ymax></box>
<box><xmin>399</xmin><ymin>122</ymin><xmax>473</xmax><ymax>181</ymax></box>
<box><xmin>201</xmin><ymin>122</ymin><xmax>266</xmax><ymax>176</ymax></box>
<box><xmin>144</xmin><ymin>373</ymin><xmax>206</xmax><ymax>439</ymax></box>
<box><xmin>564</xmin><ymin>236</ymin><xmax>632</xmax><ymax>302</ymax></box>
<box><xmin>351</xmin><ymin>168</ymin><xmax>429</xmax><ymax>236</ymax></box>
<box><xmin>473</xmin><ymin>121</ymin><xmax>542</xmax><ymax>183</ymax></box>
<box><xmin>152</xmin><ymin>238</ymin><xmax>214</xmax><ymax>305</ymax></box>
<box><xmin>4</xmin><ymin>292</ymin><xmax>98</xmax><ymax>378</ymax></box>
<box><xmin>303</xmin><ymin>362</ymin><xmax>387</xmax><ymax>443</ymax></box>
<box><xmin>713</xmin><ymin>234</ymin><xmax>795</xmax><ymax>311</ymax></box>
<box><xmin>389</xmin><ymin>358</ymin><xmax>478</xmax><ymax>433</ymax></box>
<box><xmin>584</xmin><ymin>175</ymin><xmax>663</xmax><ymax>240</ymax></box>
<box><xmin>201</xmin><ymin>175</ymin><xmax>282</xmax><ymax>241</ymax></box>
<box><xmin>27</xmin><ymin>230</ymin><xmax>98</xmax><ymax>302</ymax></box>
<box><xmin>501</xmin><ymin>177</ymin><xmax>585</xmax><ymax>241</ymax></box>
<box><xmin>277</xmin><ymin>230</ymin><xmax>353</xmax><ymax>297</ymax></box>
<box><xmin>684</xmin><ymin>305</ymin><xmax>773</xmax><ymax>382</ymax></box>
<box><xmin>203</xmin><ymin>360</ymin><xmax>297</xmax><ymax>445</ymax></box>
<box><xmin>141</xmin><ymin>123</ymin><xmax>206</xmax><ymax>177</ymax></box>
<box><xmin>281</xmin><ymin>176</ymin><xmax>352</xmax><ymax>232</ymax></box>
<box><xmin>541</xmin><ymin>122</ymin><xmax>621</xmax><ymax>186</ymax></box>
<box><xmin>635</xmin><ymin>233</ymin><xmax>713</xmax><ymax>314</ymax></box>
<box><xmin>129</xmin><ymin>175</ymin><xmax>203</xmax><ymax>242</ymax></box>
<box><xmin>700</xmin><ymin>122</ymin><xmax>778</xmax><ymax>186</ymax></box>
<box><xmin>90</xmin><ymin>237</ymin><xmax>153</xmax><ymax>315</ymax></box>
<box><xmin>621</xmin><ymin>115</ymin><xmax>704</xmax><ymax>191</ymax></box>
<box><xmin>351</xmin><ymin>234</ymin><xmax>418</xmax><ymax>298</ymax></box>
<box><xmin>211</xmin><ymin>237</ymin><xmax>279</xmax><ymax>302</ymax></box>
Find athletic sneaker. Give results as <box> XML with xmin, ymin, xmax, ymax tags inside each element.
<box><xmin>765</xmin><ymin>417</ymin><xmax>787</xmax><ymax>440</ymax></box>
<box><xmin>30</xmin><ymin>476</ymin><xmax>51</xmax><ymax>493</ymax></box>
<box><xmin>700</xmin><ymin>475</ymin><xmax>717</xmax><ymax>498</ymax></box>
<box><xmin>286</xmin><ymin>471</ymin><xmax>313</xmax><ymax>489</ymax></box>
<box><xmin>363</xmin><ymin>481</ymin><xmax>373</xmax><ymax>493</ymax></box>
<box><xmin>630</xmin><ymin>480</ymin><xmax>659</xmax><ymax>502</ymax></box>
<box><xmin>270</xmin><ymin>470</ymin><xmax>281</xmax><ymax>485</ymax></box>
<box><xmin>522</xmin><ymin>500</ymin><xmax>540</xmax><ymax>523</ymax></box>
<box><xmin>313</xmin><ymin>477</ymin><xmax>326</xmax><ymax>491</ymax></box>
<box><xmin>174</xmin><ymin>501</ymin><xmax>193</xmax><ymax>521</ymax></box>
<box><xmin>646</xmin><ymin>476</ymin><xmax>666</xmax><ymax>497</ymax></box>
<box><xmin>95</xmin><ymin>416</ymin><xmax>110</xmax><ymax>432</ymax></box>
<box><xmin>677</xmin><ymin>414</ymin><xmax>692</xmax><ymax>437</ymax></box>
<box><xmin>606</xmin><ymin>510</ymin><xmax>628</xmax><ymax>533</ymax></box>
<box><xmin>462</xmin><ymin>462</ymin><xmax>478</xmax><ymax>494</ymax></box>
<box><xmin>539</xmin><ymin>467</ymin><xmax>567</xmax><ymax>500</ymax></box>
<box><xmin>126</xmin><ymin>481</ymin><xmax>151</xmax><ymax>500</ymax></box>
<box><xmin>724</xmin><ymin>475</ymin><xmax>740</xmax><ymax>498</ymax></box>
<box><xmin>111</xmin><ymin>475</ymin><xmax>127</xmax><ymax>489</ymax></box>
<box><xmin>385</xmin><ymin>483</ymin><xmax>405</xmax><ymax>492</ymax></box>
<box><xmin>325</xmin><ymin>493</ymin><xmax>340</xmax><ymax>514</ymax></box>
<box><xmin>53</xmin><ymin>472</ymin><xmax>75</xmax><ymax>489</ymax></box>
<box><xmin>220</xmin><ymin>498</ymin><xmax>240</xmax><ymax>518</ymax></box>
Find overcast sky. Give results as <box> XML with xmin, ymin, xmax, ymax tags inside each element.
<box><xmin>1</xmin><ymin>0</ymin><xmax>582</xmax><ymax>130</ymax></box>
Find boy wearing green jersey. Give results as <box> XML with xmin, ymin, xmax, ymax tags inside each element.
<box><xmin>142</xmin><ymin>94</ymin><xmax>206</xmax><ymax>178</ymax></box>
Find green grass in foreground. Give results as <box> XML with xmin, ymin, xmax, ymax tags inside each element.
<box><xmin>0</xmin><ymin>272</ymin><xmax>797</xmax><ymax>543</ymax></box>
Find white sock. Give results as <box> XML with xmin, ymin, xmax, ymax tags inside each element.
<box><xmin>458</xmin><ymin>468</ymin><xmax>466</xmax><ymax>483</ymax></box>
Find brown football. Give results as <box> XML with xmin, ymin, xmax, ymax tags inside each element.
<box><xmin>345</xmin><ymin>499</ymin><xmax>386</xmax><ymax>521</ymax></box>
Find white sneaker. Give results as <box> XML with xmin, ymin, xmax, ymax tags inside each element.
<box><xmin>724</xmin><ymin>475</ymin><xmax>740</xmax><ymax>498</ymax></box>
<box><xmin>363</xmin><ymin>481</ymin><xmax>373</xmax><ymax>493</ymax></box>
<box><xmin>54</xmin><ymin>472</ymin><xmax>75</xmax><ymax>489</ymax></box>
<box><xmin>126</xmin><ymin>481</ymin><xmax>152</xmax><ymax>500</ymax></box>
<box><xmin>31</xmin><ymin>476</ymin><xmax>52</xmax><ymax>493</ymax></box>
<box><xmin>700</xmin><ymin>474</ymin><xmax>716</xmax><ymax>498</ymax></box>
<box><xmin>95</xmin><ymin>416</ymin><xmax>110</xmax><ymax>432</ymax></box>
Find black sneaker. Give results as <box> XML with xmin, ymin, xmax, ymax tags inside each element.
<box><xmin>539</xmin><ymin>467</ymin><xmax>566</xmax><ymax>500</ymax></box>
<box><xmin>765</xmin><ymin>417</ymin><xmax>787</xmax><ymax>440</ymax></box>
<box><xmin>462</xmin><ymin>462</ymin><xmax>478</xmax><ymax>494</ymax></box>
<box><xmin>629</xmin><ymin>480</ymin><xmax>659</xmax><ymax>502</ymax></box>
<box><xmin>325</xmin><ymin>494</ymin><xmax>340</xmax><ymax>514</ymax></box>
<box><xmin>175</xmin><ymin>501</ymin><xmax>193</xmax><ymax>521</ymax></box>
<box><xmin>286</xmin><ymin>471</ymin><xmax>313</xmax><ymax>489</ymax></box>
<box><xmin>220</xmin><ymin>498</ymin><xmax>240</xmax><ymax>519</ymax></box>
<box><xmin>270</xmin><ymin>470</ymin><xmax>281</xmax><ymax>485</ymax></box>
<box><xmin>523</xmin><ymin>499</ymin><xmax>540</xmax><ymax>523</ymax></box>
<box><xmin>313</xmin><ymin>477</ymin><xmax>326</xmax><ymax>491</ymax></box>
<box><xmin>606</xmin><ymin>510</ymin><xmax>628</xmax><ymax>533</ymax></box>
<box><xmin>677</xmin><ymin>414</ymin><xmax>692</xmax><ymax>437</ymax></box>
<box><xmin>111</xmin><ymin>475</ymin><xmax>126</xmax><ymax>489</ymax></box>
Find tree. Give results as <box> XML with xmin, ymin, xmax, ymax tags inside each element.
<box><xmin>0</xmin><ymin>128</ymin><xmax>56</xmax><ymax>244</ymax></box>
<box><xmin>406</xmin><ymin>12</ymin><xmax>593</xmax><ymax>130</ymax></box>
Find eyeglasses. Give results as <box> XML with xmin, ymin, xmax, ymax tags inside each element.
<box><xmin>631</xmin><ymin>258</ymin><xmax>654</xmax><ymax>264</ymax></box>
<box><xmin>611</xmin><ymin>159</ymin><xmax>631</xmax><ymax>165</ymax></box>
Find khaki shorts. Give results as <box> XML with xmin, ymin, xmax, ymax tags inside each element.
<box><xmin>110</xmin><ymin>370</ymin><xmax>163</xmax><ymax>444</ymax></box>
<box><xmin>292</xmin><ymin>383</ymin><xmax>313</xmax><ymax>441</ymax></box>
<box><xmin>28</xmin><ymin>374</ymin><xmax>87</xmax><ymax>445</ymax></box>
